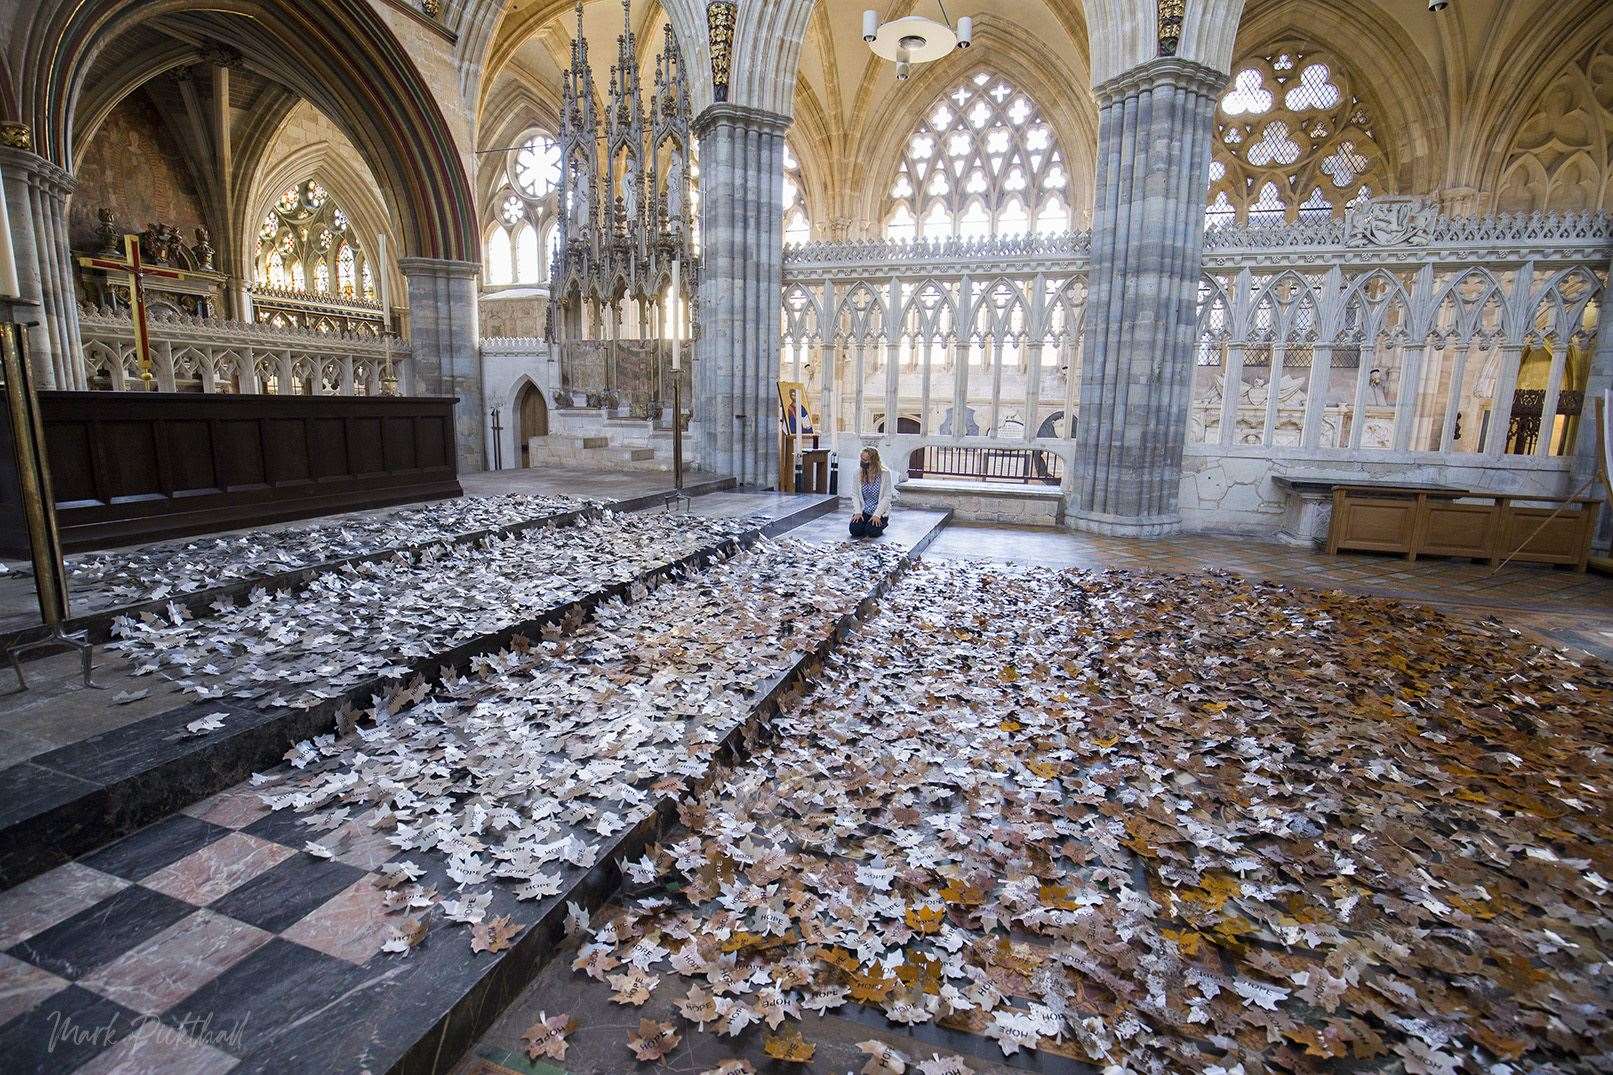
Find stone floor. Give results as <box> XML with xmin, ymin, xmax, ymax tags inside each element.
<box><xmin>925</xmin><ymin>521</ymin><xmax>1613</xmax><ymax>661</ymax></box>
<box><xmin>0</xmin><ymin>477</ymin><xmax>742</xmax><ymax>770</ymax></box>
<box><xmin>1</xmin><ymin>488</ymin><xmax>1610</xmax><ymax>1074</ymax></box>
<box><xmin>0</xmin><ymin>465</ymin><xmax>718</xmax><ymax>635</ymax></box>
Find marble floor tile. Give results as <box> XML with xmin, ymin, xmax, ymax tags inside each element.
<box><xmin>325</xmin><ymin>811</ymin><xmax>402</xmax><ymax>871</ymax></box>
<box><xmin>72</xmin><ymin>1022</ymin><xmax>240</xmax><ymax>1075</ymax></box>
<box><xmin>0</xmin><ymin>863</ymin><xmax>129</xmax><ymax>949</ymax></box>
<box><xmin>8</xmin><ymin>885</ymin><xmax>194</xmax><ymax>981</ymax></box>
<box><xmin>81</xmin><ymin>816</ymin><xmax>232</xmax><ymax>884</ymax></box>
<box><xmin>0</xmin><ymin>984</ymin><xmax>140</xmax><ymax>1074</ymax></box>
<box><xmin>278</xmin><ymin>877</ymin><xmax>392</xmax><ymax>965</ymax></box>
<box><xmin>79</xmin><ymin>910</ymin><xmax>271</xmax><ymax>1017</ymax></box>
<box><xmin>0</xmin><ymin>952</ymin><xmax>69</xmax><ymax>1027</ymax></box>
<box><xmin>139</xmin><ymin>834</ymin><xmax>297</xmax><ymax>907</ymax></box>
<box><xmin>206</xmin><ymin>854</ymin><xmax>366</xmax><ymax>934</ymax></box>
<box><xmin>180</xmin><ymin>787</ymin><xmax>272</xmax><ymax>832</ymax></box>
<box><xmin>158</xmin><ymin>938</ymin><xmax>363</xmax><ymax>1056</ymax></box>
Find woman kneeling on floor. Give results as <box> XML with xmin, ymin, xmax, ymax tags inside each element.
<box><xmin>850</xmin><ymin>446</ymin><xmax>892</xmax><ymax>539</ymax></box>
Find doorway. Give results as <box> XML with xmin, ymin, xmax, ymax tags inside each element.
<box><xmin>516</xmin><ymin>382</ymin><xmax>549</xmax><ymax>467</ymax></box>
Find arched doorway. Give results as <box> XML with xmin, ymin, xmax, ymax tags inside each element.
<box><xmin>516</xmin><ymin>382</ymin><xmax>549</xmax><ymax>467</ymax></box>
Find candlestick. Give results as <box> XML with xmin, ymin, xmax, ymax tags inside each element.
<box><xmin>376</xmin><ymin>232</ymin><xmax>391</xmax><ymax>330</ymax></box>
<box><xmin>670</xmin><ymin>254</ymin><xmax>682</xmax><ymax>372</ymax></box>
<box><xmin>0</xmin><ymin>166</ymin><xmax>20</xmax><ymax>298</ymax></box>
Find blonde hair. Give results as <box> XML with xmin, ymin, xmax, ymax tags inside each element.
<box><xmin>859</xmin><ymin>446</ymin><xmax>881</xmax><ymax>483</ymax></box>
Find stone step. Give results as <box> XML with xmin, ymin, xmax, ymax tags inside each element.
<box><xmin>0</xmin><ymin>482</ymin><xmax>755</xmax><ymax>889</ymax></box>
<box><xmin>0</xmin><ymin>494</ymin><xmax>876</xmax><ymax>1075</ymax></box>
<box><xmin>604</xmin><ymin>446</ymin><xmax>657</xmax><ymax>463</ymax></box>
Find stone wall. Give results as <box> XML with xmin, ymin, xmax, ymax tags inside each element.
<box><xmin>69</xmin><ymin>89</ymin><xmax>208</xmax><ymax>253</ymax></box>
<box><xmin>480</xmin><ymin>294</ymin><xmax>546</xmax><ymax>338</ymax></box>
<box><xmin>1178</xmin><ymin>447</ymin><xmax>1578</xmax><ymax>536</ymax></box>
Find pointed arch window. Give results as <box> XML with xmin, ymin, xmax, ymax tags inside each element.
<box><xmin>515</xmin><ymin>223</ymin><xmax>541</xmax><ymax>283</ymax></box>
<box><xmin>266</xmin><ymin>252</ymin><xmax>288</xmax><ymax>289</ymax></box>
<box><xmin>884</xmin><ymin>70</ymin><xmax>1071</xmax><ymax>240</ymax></box>
<box><xmin>1208</xmin><ymin>47</ymin><xmax>1390</xmax><ymax>224</ymax></box>
<box><xmin>362</xmin><ymin>261</ymin><xmax>376</xmax><ymax>301</ymax></box>
<box><xmin>255</xmin><ymin>180</ymin><xmax>367</xmax><ymax>295</ymax></box>
<box><xmin>486</xmin><ymin>229</ymin><xmax>513</xmax><ymax>285</ymax></box>
<box><xmin>783</xmin><ymin>142</ymin><xmax>811</xmax><ymax>244</ymax></box>
<box><xmin>337</xmin><ymin>244</ymin><xmax>356</xmax><ymax>296</ymax></box>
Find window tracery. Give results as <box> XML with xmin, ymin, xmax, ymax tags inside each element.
<box><xmin>884</xmin><ymin>70</ymin><xmax>1071</xmax><ymax>242</ymax></box>
<box><xmin>485</xmin><ymin>131</ymin><xmax>562</xmax><ymax>286</ymax></box>
<box><xmin>254</xmin><ymin>180</ymin><xmax>374</xmax><ymax>300</ymax></box>
<box><xmin>783</xmin><ymin>142</ymin><xmax>810</xmax><ymax>244</ymax></box>
<box><xmin>1209</xmin><ymin>48</ymin><xmax>1389</xmax><ymax>225</ymax></box>
<box><xmin>1495</xmin><ymin>38</ymin><xmax>1613</xmax><ymax>212</ymax></box>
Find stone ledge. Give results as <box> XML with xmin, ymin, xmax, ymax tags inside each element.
<box><xmin>898</xmin><ymin>478</ymin><xmax>1063</xmax><ymax>500</ymax></box>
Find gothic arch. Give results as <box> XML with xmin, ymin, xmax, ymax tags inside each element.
<box><xmin>240</xmin><ymin>140</ymin><xmax>400</xmax><ymax>305</ymax></box>
<box><xmin>1231</xmin><ymin>2</ymin><xmax>1442</xmax><ymax>197</ymax></box>
<box><xmin>1463</xmin><ymin>5</ymin><xmax>1613</xmax><ymax>204</ymax></box>
<box><xmin>845</xmin><ymin>20</ymin><xmax>1097</xmax><ymax>238</ymax></box>
<box><xmin>21</xmin><ymin>0</ymin><xmax>475</xmax><ymax>261</ymax></box>
<box><xmin>1486</xmin><ymin>24</ymin><xmax>1613</xmax><ymax>213</ymax></box>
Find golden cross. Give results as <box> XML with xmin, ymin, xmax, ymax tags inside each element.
<box><xmin>80</xmin><ymin>235</ymin><xmax>191</xmax><ymax>388</ymax></box>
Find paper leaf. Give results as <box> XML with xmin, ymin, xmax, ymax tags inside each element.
<box><xmin>627</xmin><ymin>1018</ymin><xmax>681</xmax><ymax>1062</ymax></box>
<box><xmin>522</xmin><ymin>1012</ymin><xmax>574</xmax><ymax>1061</ymax></box>
<box><xmin>763</xmin><ymin>1029</ymin><xmax>816</xmax><ymax>1064</ymax></box>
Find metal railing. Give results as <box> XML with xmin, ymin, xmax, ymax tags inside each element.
<box><xmin>906</xmin><ymin>444</ymin><xmax>1064</xmax><ymax>486</ymax></box>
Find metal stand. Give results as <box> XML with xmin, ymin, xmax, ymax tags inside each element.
<box><xmin>664</xmin><ymin>373</ymin><xmax>690</xmax><ymax>513</ymax></box>
<box><xmin>489</xmin><ymin>406</ymin><xmax>504</xmax><ymax>470</ymax></box>
<box><xmin>0</xmin><ymin>300</ymin><xmax>97</xmax><ymax>690</ymax></box>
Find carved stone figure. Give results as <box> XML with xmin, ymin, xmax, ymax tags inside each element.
<box><xmin>192</xmin><ymin>225</ymin><xmax>216</xmax><ymax>271</ymax></box>
<box><xmin>141</xmin><ymin>222</ymin><xmax>182</xmax><ymax>266</ymax></box>
<box><xmin>622</xmin><ymin>156</ymin><xmax>640</xmax><ymax>225</ymax></box>
<box><xmin>1345</xmin><ymin>196</ymin><xmax>1437</xmax><ymax>247</ymax></box>
<box><xmin>666</xmin><ymin>154</ymin><xmax>684</xmax><ymax>221</ymax></box>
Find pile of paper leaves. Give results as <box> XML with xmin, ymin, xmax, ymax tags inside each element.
<box><xmin>109</xmin><ymin>510</ymin><xmax>760</xmax><ymax>709</ymax></box>
<box><xmin>249</xmin><ymin>536</ymin><xmax>904</xmax><ymax>963</ymax></box>
<box><xmin>553</xmin><ymin>559</ymin><xmax>1612</xmax><ymax>1072</ymax></box>
<box><xmin>57</xmin><ymin>492</ymin><xmax>590</xmax><ymax>612</ymax></box>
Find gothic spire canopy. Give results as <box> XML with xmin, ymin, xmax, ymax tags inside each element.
<box><xmin>548</xmin><ymin>0</ymin><xmax>697</xmax><ymax>341</ymax></box>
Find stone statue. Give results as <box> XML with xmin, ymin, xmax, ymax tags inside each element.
<box><xmin>96</xmin><ymin>208</ymin><xmax>120</xmax><ymax>255</ymax></box>
<box><xmin>1345</xmin><ymin>195</ymin><xmax>1437</xmax><ymax>248</ymax></box>
<box><xmin>571</xmin><ymin>176</ymin><xmax>591</xmax><ymax>235</ymax></box>
<box><xmin>666</xmin><ymin>154</ymin><xmax>684</xmax><ymax>222</ymax></box>
<box><xmin>1367</xmin><ymin>367</ymin><xmax>1391</xmax><ymax>407</ymax></box>
<box><xmin>191</xmin><ymin>225</ymin><xmax>215</xmax><ymax>271</ymax></box>
<box><xmin>622</xmin><ymin>156</ymin><xmax>640</xmax><ymax>225</ymax></box>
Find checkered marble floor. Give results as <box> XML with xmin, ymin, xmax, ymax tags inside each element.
<box><xmin>0</xmin><ymin>791</ymin><xmax>386</xmax><ymax>1074</ymax></box>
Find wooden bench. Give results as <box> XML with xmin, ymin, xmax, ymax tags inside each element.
<box><xmin>1325</xmin><ymin>484</ymin><xmax>1599</xmax><ymax>571</ymax></box>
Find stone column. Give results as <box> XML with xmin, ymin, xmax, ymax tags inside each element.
<box><xmin>399</xmin><ymin>257</ymin><xmax>485</xmax><ymax>472</ymax></box>
<box><xmin>1572</xmin><ymin>252</ymin><xmax>1613</xmax><ymax>551</ymax></box>
<box><xmin>1070</xmin><ymin>58</ymin><xmax>1225</xmax><ymax>536</ymax></box>
<box><xmin>1</xmin><ymin>130</ymin><xmax>84</xmax><ymax>390</ymax></box>
<box><xmin>692</xmin><ymin>103</ymin><xmax>789</xmax><ymax>487</ymax></box>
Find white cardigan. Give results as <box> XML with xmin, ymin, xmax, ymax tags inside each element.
<box><xmin>853</xmin><ymin>465</ymin><xmax>894</xmax><ymax>518</ymax></box>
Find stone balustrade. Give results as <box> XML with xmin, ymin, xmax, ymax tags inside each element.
<box><xmin>79</xmin><ymin>306</ymin><xmax>410</xmax><ymax>395</ymax></box>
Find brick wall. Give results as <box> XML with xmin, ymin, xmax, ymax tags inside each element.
<box><xmin>69</xmin><ymin>88</ymin><xmax>208</xmax><ymax>254</ymax></box>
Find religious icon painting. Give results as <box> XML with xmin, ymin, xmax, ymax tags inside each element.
<box><xmin>778</xmin><ymin>380</ymin><xmax>815</xmax><ymax>436</ymax></box>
